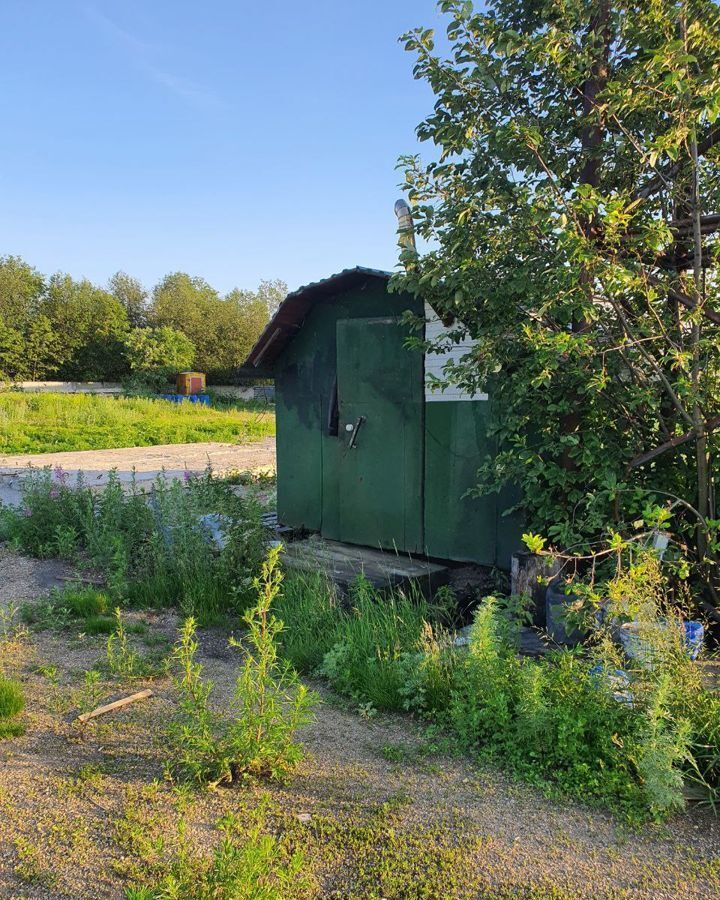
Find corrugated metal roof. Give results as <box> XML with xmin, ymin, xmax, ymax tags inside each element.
<box><xmin>243</xmin><ymin>266</ymin><xmax>392</xmax><ymax>369</ymax></box>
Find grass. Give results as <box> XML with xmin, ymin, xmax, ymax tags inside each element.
<box><xmin>0</xmin><ymin>676</ymin><xmax>25</xmax><ymax>739</ymax></box>
<box><xmin>119</xmin><ymin>789</ymin><xmax>579</xmax><ymax>900</ymax></box>
<box><xmin>124</xmin><ymin>806</ymin><xmax>308</xmax><ymax>900</ymax></box>
<box><xmin>3</xmin><ymin>468</ymin><xmax>268</xmax><ymax>625</ymax></box>
<box><xmin>0</xmin><ymin>677</ymin><xmax>25</xmax><ymax>718</ymax></box>
<box><xmin>0</xmin><ymin>392</ymin><xmax>275</xmax><ymax>454</ymax></box>
<box><xmin>273</xmin><ymin>569</ymin><xmax>720</xmax><ymax>822</ymax></box>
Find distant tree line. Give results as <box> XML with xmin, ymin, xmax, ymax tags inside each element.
<box><xmin>0</xmin><ymin>256</ymin><xmax>285</xmax><ymax>384</ymax></box>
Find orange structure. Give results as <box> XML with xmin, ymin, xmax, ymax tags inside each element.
<box><xmin>176</xmin><ymin>372</ymin><xmax>206</xmax><ymax>395</ymax></box>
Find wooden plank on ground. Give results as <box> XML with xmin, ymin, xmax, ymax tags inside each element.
<box><xmin>76</xmin><ymin>689</ymin><xmax>153</xmax><ymax>723</ymax></box>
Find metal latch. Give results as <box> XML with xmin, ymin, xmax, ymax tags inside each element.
<box><xmin>347</xmin><ymin>416</ymin><xmax>366</xmax><ymax>449</ymax></box>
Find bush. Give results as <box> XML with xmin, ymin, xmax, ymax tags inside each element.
<box><xmin>2</xmin><ymin>469</ymin><xmax>267</xmax><ymax>625</ymax></box>
<box><xmin>168</xmin><ymin>547</ymin><xmax>316</xmax><ymax>787</ymax></box>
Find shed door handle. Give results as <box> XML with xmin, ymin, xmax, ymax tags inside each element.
<box><xmin>347</xmin><ymin>416</ymin><xmax>366</xmax><ymax>449</ymax></box>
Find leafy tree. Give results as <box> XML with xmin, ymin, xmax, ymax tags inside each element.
<box><xmin>222</xmin><ymin>288</ymin><xmax>273</xmax><ymax>372</ymax></box>
<box><xmin>109</xmin><ymin>271</ymin><xmax>148</xmax><ymax>328</ymax></box>
<box><xmin>396</xmin><ymin>0</ymin><xmax>720</xmax><ymax>586</ymax></box>
<box><xmin>0</xmin><ymin>316</ymin><xmax>25</xmax><ymax>380</ymax></box>
<box><xmin>0</xmin><ymin>256</ymin><xmax>44</xmax><ymax>329</ymax></box>
<box><xmin>125</xmin><ymin>326</ymin><xmax>196</xmax><ymax>375</ymax></box>
<box><xmin>40</xmin><ymin>274</ymin><xmax>129</xmax><ymax>380</ymax></box>
<box><xmin>150</xmin><ymin>273</ymin><xmax>271</xmax><ymax>380</ymax></box>
<box><xmin>256</xmin><ymin>278</ymin><xmax>287</xmax><ymax>316</ymax></box>
<box><xmin>23</xmin><ymin>315</ymin><xmax>63</xmax><ymax>380</ymax></box>
<box><xmin>150</xmin><ymin>272</ymin><xmax>222</xmax><ymax>374</ymax></box>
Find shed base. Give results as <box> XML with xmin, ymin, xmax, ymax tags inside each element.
<box><xmin>280</xmin><ymin>534</ymin><xmax>448</xmax><ymax>595</ymax></box>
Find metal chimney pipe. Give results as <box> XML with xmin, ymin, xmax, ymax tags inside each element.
<box><xmin>394</xmin><ymin>199</ymin><xmax>417</xmax><ymax>259</ymax></box>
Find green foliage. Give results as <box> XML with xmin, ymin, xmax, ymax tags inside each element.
<box><xmin>0</xmin><ymin>315</ymin><xmax>25</xmax><ymax>380</ymax></box>
<box><xmin>1</xmin><ymin>467</ymin><xmax>267</xmax><ymax>624</ymax></box>
<box><xmin>42</xmin><ymin>272</ymin><xmax>130</xmax><ymax>380</ymax></box>
<box><xmin>150</xmin><ymin>273</ymin><xmax>282</xmax><ymax>382</ymax></box>
<box><xmin>272</xmin><ymin>571</ymin><xmax>340</xmax><ymax>672</ymax></box>
<box><xmin>0</xmin><ymin>392</ymin><xmax>274</xmax><ymax>454</ymax></box>
<box><xmin>449</xmin><ymin>598</ymin><xmax>519</xmax><ymax>750</ymax></box>
<box><xmin>168</xmin><ymin>548</ymin><xmax>316</xmax><ymax>787</ymax></box>
<box><xmin>320</xmin><ymin>577</ymin><xmax>440</xmax><ymax>711</ymax></box>
<box><xmin>395</xmin><ymin>0</ymin><xmax>720</xmax><ymax>554</ymax></box>
<box><xmin>0</xmin><ymin>255</ymin><xmax>283</xmax><ymax>382</ymax></box>
<box><xmin>0</xmin><ymin>676</ymin><xmax>25</xmax><ymax>718</ymax></box>
<box><xmin>124</xmin><ymin>804</ymin><xmax>307</xmax><ymax>900</ymax></box>
<box><xmin>0</xmin><ymin>676</ymin><xmax>25</xmax><ymax>739</ymax></box>
<box><xmin>522</xmin><ymin>533</ymin><xmax>546</xmax><ymax>555</ymax></box>
<box><xmin>279</xmin><ymin>561</ymin><xmax>717</xmax><ymax>820</ymax></box>
<box><xmin>168</xmin><ymin>618</ymin><xmax>221</xmax><ymax>786</ymax></box>
<box><xmin>635</xmin><ymin>675</ymin><xmax>691</xmax><ymax>818</ymax></box>
<box><xmin>109</xmin><ymin>271</ymin><xmax>148</xmax><ymax>328</ymax></box>
<box><xmin>20</xmin><ymin>585</ymin><xmax>117</xmax><ymax>635</ymax></box>
<box><xmin>227</xmin><ymin>546</ymin><xmax>316</xmax><ymax>780</ymax></box>
<box><xmin>124</xmin><ymin>327</ymin><xmax>195</xmax><ymax>376</ymax></box>
<box><xmin>0</xmin><ymin>255</ymin><xmax>44</xmax><ymax>329</ymax></box>
<box><xmin>107</xmin><ymin>609</ymin><xmax>143</xmax><ymax>679</ymax></box>
<box><xmin>60</xmin><ymin>586</ymin><xmax>110</xmax><ymax>618</ymax></box>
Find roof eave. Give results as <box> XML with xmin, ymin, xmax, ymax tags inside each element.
<box><xmin>243</xmin><ymin>267</ymin><xmax>392</xmax><ymax>369</ymax></box>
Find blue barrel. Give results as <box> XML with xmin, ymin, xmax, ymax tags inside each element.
<box><xmin>683</xmin><ymin>621</ymin><xmax>704</xmax><ymax>659</ymax></box>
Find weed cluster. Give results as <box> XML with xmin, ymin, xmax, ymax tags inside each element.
<box><xmin>2</xmin><ymin>468</ymin><xmax>267</xmax><ymax>624</ymax></box>
<box><xmin>123</xmin><ymin>801</ymin><xmax>307</xmax><ymax>900</ymax></box>
<box><xmin>275</xmin><ymin>557</ymin><xmax>719</xmax><ymax>822</ymax></box>
<box><xmin>0</xmin><ymin>676</ymin><xmax>25</xmax><ymax>739</ymax></box>
<box><xmin>168</xmin><ymin>547</ymin><xmax>316</xmax><ymax>788</ymax></box>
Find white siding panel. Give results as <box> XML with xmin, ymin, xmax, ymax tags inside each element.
<box><xmin>424</xmin><ymin>302</ymin><xmax>488</xmax><ymax>402</ymax></box>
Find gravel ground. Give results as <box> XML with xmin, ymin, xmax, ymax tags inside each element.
<box><xmin>0</xmin><ymin>549</ymin><xmax>72</xmax><ymax>608</ymax></box>
<box><xmin>0</xmin><ymin>438</ymin><xmax>277</xmax><ymax>507</ymax></box>
<box><xmin>0</xmin><ymin>550</ymin><xmax>718</xmax><ymax>899</ymax></box>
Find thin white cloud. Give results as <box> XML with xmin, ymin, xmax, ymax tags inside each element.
<box><xmin>83</xmin><ymin>5</ymin><xmax>225</xmax><ymax>111</ymax></box>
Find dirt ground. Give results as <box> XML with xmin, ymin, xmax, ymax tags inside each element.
<box><xmin>0</xmin><ymin>437</ymin><xmax>276</xmax><ymax>478</ymax></box>
<box><xmin>0</xmin><ymin>438</ymin><xmax>277</xmax><ymax>507</ymax></box>
<box><xmin>0</xmin><ymin>549</ymin><xmax>719</xmax><ymax>899</ymax></box>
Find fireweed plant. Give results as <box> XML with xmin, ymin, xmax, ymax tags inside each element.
<box><xmin>0</xmin><ymin>467</ymin><xmax>267</xmax><ymax>623</ymax></box>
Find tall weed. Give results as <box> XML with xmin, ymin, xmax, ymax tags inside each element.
<box><xmin>320</xmin><ymin>576</ymin><xmax>437</xmax><ymax>711</ymax></box>
<box><xmin>168</xmin><ymin>547</ymin><xmax>316</xmax><ymax>788</ymax></box>
<box><xmin>0</xmin><ymin>468</ymin><xmax>266</xmax><ymax>624</ymax></box>
<box><xmin>272</xmin><ymin>571</ymin><xmax>340</xmax><ymax>673</ymax></box>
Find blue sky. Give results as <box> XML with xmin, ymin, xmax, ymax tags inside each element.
<box><xmin>0</xmin><ymin>1</ymin><xmax>445</xmax><ymax>295</ymax></box>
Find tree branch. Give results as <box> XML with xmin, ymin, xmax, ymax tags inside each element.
<box><xmin>633</xmin><ymin>127</ymin><xmax>720</xmax><ymax>200</ymax></box>
<box><xmin>629</xmin><ymin>416</ymin><xmax>720</xmax><ymax>469</ymax></box>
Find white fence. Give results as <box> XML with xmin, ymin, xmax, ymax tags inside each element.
<box><xmin>1</xmin><ymin>381</ymin><xmax>123</xmax><ymax>395</ymax></box>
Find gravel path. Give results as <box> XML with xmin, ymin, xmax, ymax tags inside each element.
<box><xmin>0</xmin><ymin>438</ymin><xmax>276</xmax><ymax>506</ymax></box>
<box><xmin>0</xmin><ymin>549</ymin><xmax>72</xmax><ymax>609</ymax></box>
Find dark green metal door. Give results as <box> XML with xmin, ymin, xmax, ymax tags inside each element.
<box><xmin>327</xmin><ymin>317</ymin><xmax>423</xmax><ymax>552</ymax></box>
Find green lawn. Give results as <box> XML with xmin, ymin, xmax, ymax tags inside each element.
<box><xmin>0</xmin><ymin>392</ymin><xmax>275</xmax><ymax>454</ymax></box>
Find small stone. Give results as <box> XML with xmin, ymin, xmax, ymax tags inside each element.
<box><xmin>296</xmin><ymin>812</ymin><xmax>312</xmax><ymax>824</ymax></box>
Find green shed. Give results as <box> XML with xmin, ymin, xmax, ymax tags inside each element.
<box><xmin>244</xmin><ymin>267</ymin><xmax>520</xmax><ymax>568</ymax></box>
